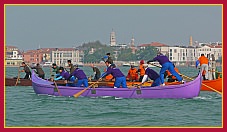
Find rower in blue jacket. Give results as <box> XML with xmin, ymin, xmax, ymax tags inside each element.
<box><xmin>54</xmin><ymin>67</ymin><xmax>76</xmax><ymax>87</ymax></box>
<box><xmin>147</xmin><ymin>52</ymin><xmax>183</xmax><ymax>86</ymax></box>
<box><xmin>100</xmin><ymin>61</ymin><xmax>127</xmax><ymax>88</ymax></box>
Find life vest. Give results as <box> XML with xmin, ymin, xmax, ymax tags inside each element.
<box><xmin>166</xmin><ymin>67</ymin><xmax>180</xmax><ymax>80</ymax></box>
<box><xmin>103</xmin><ymin>68</ymin><xmax>113</xmax><ymax>81</ymax></box>
<box><xmin>139</xmin><ymin>64</ymin><xmax>145</xmax><ymax>76</ymax></box>
<box><xmin>126</xmin><ymin>68</ymin><xmax>138</xmax><ymax>80</ymax></box>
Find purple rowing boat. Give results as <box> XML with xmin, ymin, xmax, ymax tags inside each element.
<box><xmin>32</xmin><ymin>71</ymin><xmax>201</xmax><ymax>99</ymax></box>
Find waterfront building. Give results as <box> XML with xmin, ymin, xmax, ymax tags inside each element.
<box><xmin>137</xmin><ymin>42</ymin><xmax>222</xmax><ymax>66</ymax></box>
<box><xmin>5</xmin><ymin>46</ymin><xmax>23</xmax><ymax>66</ymax></box>
<box><xmin>51</xmin><ymin>48</ymin><xmax>83</xmax><ymax>66</ymax></box>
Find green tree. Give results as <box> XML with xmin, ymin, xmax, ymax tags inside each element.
<box><xmin>117</xmin><ymin>49</ymin><xmax>137</xmax><ymax>61</ymax></box>
<box><xmin>136</xmin><ymin>46</ymin><xmax>158</xmax><ymax>61</ymax></box>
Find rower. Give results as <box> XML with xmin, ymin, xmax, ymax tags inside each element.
<box><xmin>198</xmin><ymin>54</ymin><xmax>209</xmax><ymax>80</ymax></box>
<box><xmin>20</xmin><ymin>62</ymin><xmax>31</xmax><ymax>79</ymax></box>
<box><xmin>137</xmin><ymin>60</ymin><xmax>146</xmax><ymax>82</ymax></box>
<box><xmin>66</xmin><ymin>60</ymin><xmax>75</xmax><ymax>74</ymax></box>
<box><xmin>208</xmin><ymin>54</ymin><xmax>216</xmax><ymax>80</ymax></box>
<box><xmin>106</xmin><ymin>53</ymin><xmax>113</xmax><ymax>64</ymax></box>
<box><xmin>100</xmin><ymin>62</ymin><xmax>127</xmax><ymax>88</ymax></box>
<box><xmin>138</xmin><ymin>64</ymin><xmax>161</xmax><ymax>87</ymax></box>
<box><xmin>54</xmin><ymin>67</ymin><xmax>76</xmax><ymax>87</ymax></box>
<box><xmin>147</xmin><ymin>52</ymin><xmax>183</xmax><ymax>86</ymax></box>
<box><xmin>126</xmin><ymin>65</ymin><xmax>138</xmax><ymax>82</ymax></box>
<box><xmin>71</xmin><ymin>65</ymin><xmax>89</xmax><ymax>87</ymax></box>
<box><xmin>90</xmin><ymin>64</ymin><xmax>101</xmax><ymax>81</ymax></box>
<box><xmin>31</xmin><ymin>63</ymin><xmax>45</xmax><ymax>79</ymax></box>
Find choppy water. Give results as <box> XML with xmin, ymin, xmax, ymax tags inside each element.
<box><xmin>5</xmin><ymin>66</ymin><xmax>222</xmax><ymax>127</ymax></box>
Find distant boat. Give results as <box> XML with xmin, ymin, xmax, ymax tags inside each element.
<box><xmin>122</xmin><ymin>63</ymin><xmax>130</xmax><ymax>67</ymax></box>
<box><xmin>42</xmin><ymin>62</ymin><xmax>52</xmax><ymax>67</ymax></box>
<box><xmin>122</xmin><ymin>62</ymin><xmax>138</xmax><ymax>67</ymax></box>
<box><xmin>148</xmin><ymin>62</ymin><xmax>161</xmax><ymax>68</ymax></box>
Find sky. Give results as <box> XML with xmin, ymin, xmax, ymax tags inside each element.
<box><xmin>5</xmin><ymin>5</ymin><xmax>222</xmax><ymax>51</ymax></box>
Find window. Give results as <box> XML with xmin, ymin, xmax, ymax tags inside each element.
<box><xmin>174</xmin><ymin>49</ymin><xmax>177</xmax><ymax>53</ymax></box>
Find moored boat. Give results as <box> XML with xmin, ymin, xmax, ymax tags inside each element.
<box><xmin>32</xmin><ymin>71</ymin><xmax>201</xmax><ymax>99</ymax></box>
<box><xmin>5</xmin><ymin>77</ymin><xmax>32</xmax><ymax>86</ymax></box>
<box><xmin>5</xmin><ymin>77</ymin><xmax>65</xmax><ymax>86</ymax></box>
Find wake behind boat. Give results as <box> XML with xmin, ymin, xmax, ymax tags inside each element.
<box><xmin>32</xmin><ymin>70</ymin><xmax>202</xmax><ymax>99</ymax></box>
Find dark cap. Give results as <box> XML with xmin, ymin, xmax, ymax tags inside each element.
<box><xmin>110</xmin><ymin>63</ymin><xmax>116</xmax><ymax>68</ymax></box>
<box><xmin>59</xmin><ymin>67</ymin><xmax>64</xmax><ymax>71</ymax></box>
<box><xmin>105</xmin><ymin>60</ymin><xmax>111</xmax><ymax>64</ymax></box>
<box><xmin>52</xmin><ymin>63</ymin><xmax>56</xmax><ymax>66</ymax></box>
<box><xmin>106</xmin><ymin>53</ymin><xmax>110</xmax><ymax>55</ymax></box>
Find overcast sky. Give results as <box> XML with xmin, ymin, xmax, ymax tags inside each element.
<box><xmin>6</xmin><ymin>5</ymin><xmax>222</xmax><ymax>51</ymax></box>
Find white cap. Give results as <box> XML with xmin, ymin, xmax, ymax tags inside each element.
<box><xmin>143</xmin><ymin>64</ymin><xmax>148</xmax><ymax>67</ymax></box>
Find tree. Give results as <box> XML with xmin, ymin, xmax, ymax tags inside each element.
<box><xmin>136</xmin><ymin>46</ymin><xmax>158</xmax><ymax>61</ymax></box>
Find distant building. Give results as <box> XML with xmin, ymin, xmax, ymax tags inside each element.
<box><xmin>5</xmin><ymin>46</ymin><xmax>23</xmax><ymax>66</ymax></box>
<box><xmin>137</xmin><ymin>41</ymin><xmax>222</xmax><ymax>66</ymax></box>
<box><xmin>51</xmin><ymin>48</ymin><xmax>83</xmax><ymax>66</ymax></box>
<box><xmin>110</xmin><ymin>29</ymin><xmax>116</xmax><ymax>46</ymax></box>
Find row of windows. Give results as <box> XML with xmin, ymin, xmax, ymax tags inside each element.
<box><xmin>170</xmin><ymin>57</ymin><xmax>185</xmax><ymax>61</ymax></box>
<box><xmin>199</xmin><ymin>49</ymin><xmax>212</xmax><ymax>51</ymax></box>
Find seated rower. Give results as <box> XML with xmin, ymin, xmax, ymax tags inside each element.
<box><xmin>54</xmin><ymin>67</ymin><xmax>76</xmax><ymax>87</ymax></box>
<box><xmin>126</xmin><ymin>65</ymin><xmax>138</xmax><ymax>82</ymax></box>
<box><xmin>71</xmin><ymin>65</ymin><xmax>89</xmax><ymax>87</ymax></box>
<box><xmin>100</xmin><ymin>61</ymin><xmax>127</xmax><ymax>88</ymax></box>
<box><xmin>139</xmin><ymin>64</ymin><xmax>161</xmax><ymax>87</ymax></box>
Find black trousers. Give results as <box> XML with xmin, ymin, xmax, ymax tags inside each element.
<box><xmin>24</xmin><ymin>72</ymin><xmax>31</xmax><ymax>79</ymax></box>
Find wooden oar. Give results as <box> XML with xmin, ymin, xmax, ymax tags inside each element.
<box><xmin>149</xmin><ymin>62</ymin><xmax>222</xmax><ymax>95</ymax></box>
<box><xmin>73</xmin><ymin>81</ymin><xmax>99</xmax><ymax>98</ymax></box>
<box><xmin>15</xmin><ymin>66</ymin><xmax>21</xmax><ymax>86</ymax></box>
<box><xmin>54</xmin><ymin>81</ymin><xmax>62</xmax><ymax>96</ymax></box>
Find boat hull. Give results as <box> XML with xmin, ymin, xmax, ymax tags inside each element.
<box><xmin>5</xmin><ymin>78</ymin><xmax>65</xmax><ymax>86</ymax></box>
<box><xmin>32</xmin><ymin>71</ymin><xmax>201</xmax><ymax>99</ymax></box>
<box><xmin>5</xmin><ymin>78</ymin><xmax>32</xmax><ymax>86</ymax></box>
<box><xmin>201</xmin><ymin>78</ymin><xmax>222</xmax><ymax>92</ymax></box>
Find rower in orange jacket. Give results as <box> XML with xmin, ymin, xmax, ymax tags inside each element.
<box><xmin>126</xmin><ymin>65</ymin><xmax>138</xmax><ymax>81</ymax></box>
<box><xmin>138</xmin><ymin>60</ymin><xmax>146</xmax><ymax>82</ymax></box>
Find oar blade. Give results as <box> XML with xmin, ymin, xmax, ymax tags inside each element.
<box><xmin>73</xmin><ymin>88</ymin><xmax>88</xmax><ymax>98</ymax></box>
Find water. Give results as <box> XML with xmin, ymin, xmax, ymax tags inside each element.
<box><xmin>5</xmin><ymin>66</ymin><xmax>222</xmax><ymax>127</ymax></box>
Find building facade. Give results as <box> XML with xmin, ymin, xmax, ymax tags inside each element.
<box><xmin>5</xmin><ymin>46</ymin><xmax>23</xmax><ymax>66</ymax></box>
<box><xmin>51</xmin><ymin>48</ymin><xmax>83</xmax><ymax>66</ymax></box>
